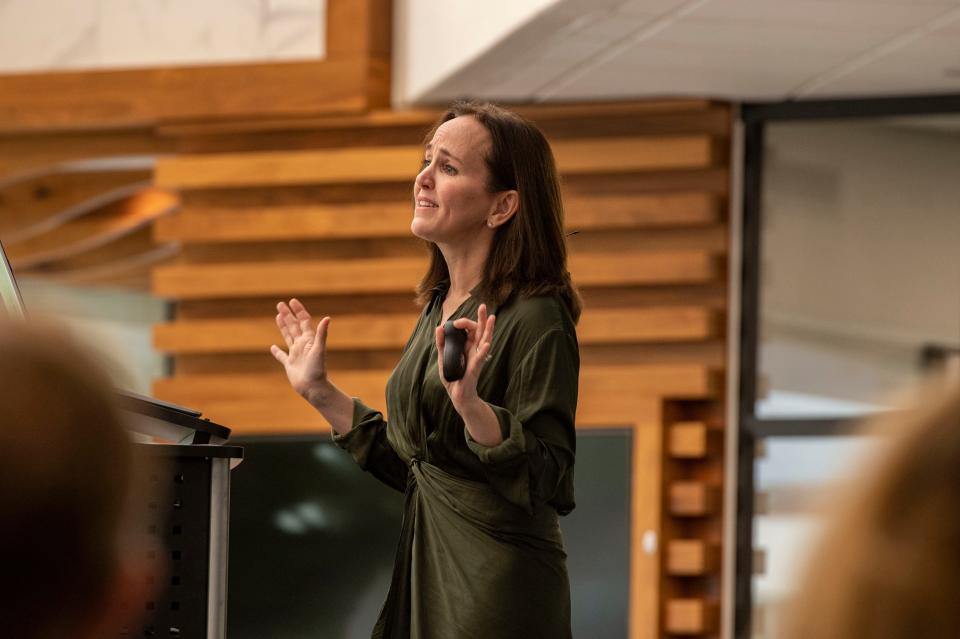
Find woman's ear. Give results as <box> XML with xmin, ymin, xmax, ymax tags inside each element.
<box><xmin>489</xmin><ymin>190</ymin><xmax>519</xmax><ymax>228</ymax></box>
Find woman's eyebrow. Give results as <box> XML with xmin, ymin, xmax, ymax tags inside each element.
<box><xmin>424</xmin><ymin>143</ymin><xmax>462</xmax><ymax>164</ymax></box>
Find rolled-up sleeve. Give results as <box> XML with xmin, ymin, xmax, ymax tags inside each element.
<box><xmin>332</xmin><ymin>398</ymin><xmax>409</xmax><ymax>492</ymax></box>
<box><xmin>464</xmin><ymin>328</ymin><xmax>579</xmax><ymax>515</ymax></box>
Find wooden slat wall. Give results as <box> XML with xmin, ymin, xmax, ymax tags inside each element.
<box><xmin>149</xmin><ymin>100</ymin><xmax>731</xmax><ymax>639</ymax></box>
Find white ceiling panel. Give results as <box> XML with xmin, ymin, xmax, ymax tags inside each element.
<box><xmin>688</xmin><ymin>0</ymin><xmax>958</xmax><ymax>33</ymax></box>
<box><xmin>548</xmin><ymin>66</ymin><xmax>806</xmax><ymax>101</ymax></box>
<box><xmin>575</xmin><ymin>14</ymin><xmax>657</xmax><ymax>42</ymax></box>
<box><xmin>403</xmin><ymin>0</ymin><xmax>960</xmax><ymax>106</ymax></box>
<box><xmin>614</xmin><ymin>0</ymin><xmax>697</xmax><ymax>18</ymax></box>
<box><xmin>804</xmin><ymin>32</ymin><xmax>960</xmax><ymax>97</ymax></box>
<box><xmin>640</xmin><ymin>20</ymin><xmax>893</xmax><ymax>55</ymax></box>
<box><xmin>602</xmin><ymin>44</ymin><xmax>847</xmax><ymax>79</ymax></box>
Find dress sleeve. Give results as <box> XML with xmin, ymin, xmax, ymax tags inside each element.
<box><xmin>331</xmin><ymin>398</ymin><xmax>410</xmax><ymax>493</ymax></box>
<box><xmin>464</xmin><ymin>328</ymin><xmax>579</xmax><ymax>515</ymax></box>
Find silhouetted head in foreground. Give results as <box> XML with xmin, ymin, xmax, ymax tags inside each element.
<box><xmin>782</xmin><ymin>381</ymin><xmax>960</xmax><ymax>639</ymax></box>
<box><xmin>0</xmin><ymin>321</ymin><xmax>152</xmax><ymax>639</ymax></box>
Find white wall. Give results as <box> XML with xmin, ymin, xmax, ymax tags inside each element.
<box><xmin>391</xmin><ymin>0</ymin><xmax>559</xmax><ymax>106</ymax></box>
<box><xmin>0</xmin><ymin>0</ymin><xmax>325</xmax><ymax>74</ymax></box>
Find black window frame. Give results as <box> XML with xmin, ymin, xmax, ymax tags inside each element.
<box><xmin>735</xmin><ymin>92</ymin><xmax>960</xmax><ymax>639</ymax></box>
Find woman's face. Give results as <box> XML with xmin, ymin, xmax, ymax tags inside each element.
<box><xmin>411</xmin><ymin>115</ymin><xmax>499</xmax><ymax>246</ymax></box>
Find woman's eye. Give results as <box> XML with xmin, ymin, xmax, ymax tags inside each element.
<box><xmin>420</xmin><ymin>158</ymin><xmax>431</xmax><ymax>170</ymax></box>
<box><xmin>442</xmin><ymin>163</ymin><xmax>457</xmax><ymax>175</ymax></box>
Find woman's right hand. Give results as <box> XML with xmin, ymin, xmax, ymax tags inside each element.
<box><xmin>270</xmin><ymin>298</ymin><xmax>331</xmax><ymax>401</ymax></box>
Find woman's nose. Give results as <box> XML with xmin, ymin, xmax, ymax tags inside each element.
<box><xmin>415</xmin><ymin>163</ymin><xmax>434</xmax><ymax>190</ymax></box>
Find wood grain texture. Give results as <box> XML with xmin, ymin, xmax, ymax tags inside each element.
<box><xmin>153</xmin><ymin>135</ymin><xmax>717</xmax><ymax>189</ymax></box>
<box><xmin>668</xmin><ymin>481</ymin><xmax>721</xmax><ymax>517</ymax></box>
<box><xmin>152</xmin><ymin>251</ymin><xmax>719</xmax><ymax>299</ymax></box>
<box><xmin>666</xmin><ymin>540</ymin><xmax>720</xmax><ymax>576</ymax></box>
<box><xmin>151</xmin><ymin>365</ymin><xmax>716</xmax><ymax>432</ymax></box>
<box><xmin>668</xmin><ymin>421</ymin><xmax>709</xmax><ymax>459</ymax></box>
<box><xmin>665</xmin><ymin>598</ymin><xmax>719</xmax><ymax>635</ymax></box>
<box><xmin>153</xmin><ymin>307</ymin><xmax>720</xmax><ymax>354</ymax></box>
<box><xmin>154</xmin><ymin>192</ymin><xmax>720</xmax><ymax>243</ymax></box>
<box><xmin>629</xmin><ymin>419</ymin><xmax>663</xmax><ymax>639</ymax></box>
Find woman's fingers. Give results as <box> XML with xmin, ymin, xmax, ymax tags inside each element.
<box><xmin>452</xmin><ymin>317</ymin><xmax>477</xmax><ymax>332</ymax></box>
<box><xmin>275</xmin><ymin>312</ymin><xmax>294</xmax><ymax>348</ymax></box>
<box><xmin>476</xmin><ymin>304</ymin><xmax>488</xmax><ymax>345</ymax></box>
<box><xmin>276</xmin><ymin>302</ymin><xmax>301</xmax><ymax>340</ymax></box>
<box><xmin>315</xmin><ymin>317</ymin><xmax>330</xmax><ymax>357</ymax></box>
<box><xmin>269</xmin><ymin>344</ymin><xmax>288</xmax><ymax>364</ymax></box>
<box><xmin>290</xmin><ymin>298</ymin><xmax>312</xmax><ymax>323</ymax></box>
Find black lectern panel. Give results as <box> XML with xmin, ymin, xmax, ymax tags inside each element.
<box><xmin>118</xmin><ymin>444</ymin><xmax>242</xmax><ymax>639</ymax></box>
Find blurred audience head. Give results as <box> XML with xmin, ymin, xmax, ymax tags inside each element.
<box><xmin>782</xmin><ymin>380</ymin><xmax>960</xmax><ymax>639</ymax></box>
<box><xmin>0</xmin><ymin>320</ymin><xmax>152</xmax><ymax>639</ymax></box>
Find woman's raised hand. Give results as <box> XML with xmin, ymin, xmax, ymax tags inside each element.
<box><xmin>271</xmin><ymin>298</ymin><xmax>331</xmax><ymax>400</ymax></box>
<box><xmin>434</xmin><ymin>303</ymin><xmax>496</xmax><ymax>409</ymax></box>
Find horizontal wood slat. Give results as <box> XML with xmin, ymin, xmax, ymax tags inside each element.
<box><xmin>668</xmin><ymin>481</ymin><xmax>721</xmax><ymax>517</ymax></box>
<box><xmin>160</xmin><ymin>104</ymin><xmax>730</xmax><ymax>154</ymax></box>
<box><xmin>155</xmin><ymin>313</ymin><xmax>419</xmax><ymax>354</ymax></box>
<box><xmin>153</xmin><ymin>307</ymin><xmax>720</xmax><ymax>355</ymax></box>
<box><xmin>552</xmin><ymin>136</ymin><xmax>717</xmax><ymax>174</ymax></box>
<box><xmin>154</xmin><ymin>135</ymin><xmax>716</xmax><ymax>189</ymax></box>
<box><xmin>152</xmin><ymin>252</ymin><xmax>719</xmax><ymax>299</ymax></box>
<box><xmin>155</xmin><ymin>100</ymin><xmax>720</xmax><ymax>138</ymax></box>
<box><xmin>151</xmin><ymin>365</ymin><xmax>716</xmax><ymax>433</ymax></box>
<box><xmin>0</xmin><ymin>60</ymin><xmax>376</xmax><ymax>133</ymax></box>
<box><xmin>665</xmin><ymin>598</ymin><xmax>719</xmax><ymax>635</ymax></box>
<box><xmin>666</xmin><ymin>540</ymin><xmax>720</xmax><ymax>576</ymax></box>
<box><xmin>154</xmin><ymin>192</ymin><xmax>720</xmax><ymax>243</ymax></box>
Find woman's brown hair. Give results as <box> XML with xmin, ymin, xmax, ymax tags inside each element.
<box><xmin>781</xmin><ymin>380</ymin><xmax>960</xmax><ymax>639</ymax></box>
<box><xmin>414</xmin><ymin>100</ymin><xmax>582</xmax><ymax>323</ymax></box>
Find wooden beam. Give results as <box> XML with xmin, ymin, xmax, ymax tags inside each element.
<box><xmin>629</xmin><ymin>419</ymin><xmax>662</xmax><ymax>639</ymax></box>
<box><xmin>668</xmin><ymin>481</ymin><xmax>721</xmax><ymax>517</ymax></box>
<box><xmin>153</xmin><ymin>100</ymin><xmax>723</xmax><ymax>139</ymax></box>
<box><xmin>153</xmin><ymin>136</ymin><xmax>717</xmax><ymax>189</ymax></box>
<box><xmin>665</xmin><ymin>598</ymin><xmax>719</xmax><ymax>635</ymax></box>
<box><xmin>153</xmin><ymin>307</ymin><xmax>720</xmax><ymax>355</ymax></box>
<box><xmin>150</xmin><ymin>365</ymin><xmax>716</xmax><ymax>432</ymax></box>
<box><xmin>0</xmin><ymin>60</ymin><xmax>374</xmax><ymax>133</ymax></box>
<box><xmin>666</xmin><ymin>540</ymin><xmax>720</xmax><ymax>576</ymax></box>
<box><xmin>151</xmin><ymin>252</ymin><xmax>719</xmax><ymax>299</ymax></box>
<box><xmin>668</xmin><ymin>421</ymin><xmax>710</xmax><ymax>459</ymax></box>
<box><xmin>154</xmin><ymin>192</ymin><xmax>720</xmax><ymax>243</ymax></box>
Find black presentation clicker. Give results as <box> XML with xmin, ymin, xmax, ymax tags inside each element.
<box><xmin>442</xmin><ymin>320</ymin><xmax>468</xmax><ymax>381</ymax></box>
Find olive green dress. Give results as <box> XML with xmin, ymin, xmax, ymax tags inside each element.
<box><xmin>331</xmin><ymin>285</ymin><xmax>579</xmax><ymax>639</ymax></box>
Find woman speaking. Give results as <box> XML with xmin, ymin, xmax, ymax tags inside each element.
<box><xmin>271</xmin><ymin>101</ymin><xmax>581</xmax><ymax>639</ymax></box>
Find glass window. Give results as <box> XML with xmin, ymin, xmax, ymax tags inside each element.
<box><xmin>757</xmin><ymin>116</ymin><xmax>960</xmax><ymax>419</ymax></box>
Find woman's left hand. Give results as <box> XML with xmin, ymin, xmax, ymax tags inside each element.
<box><xmin>435</xmin><ymin>303</ymin><xmax>496</xmax><ymax>411</ymax></box>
